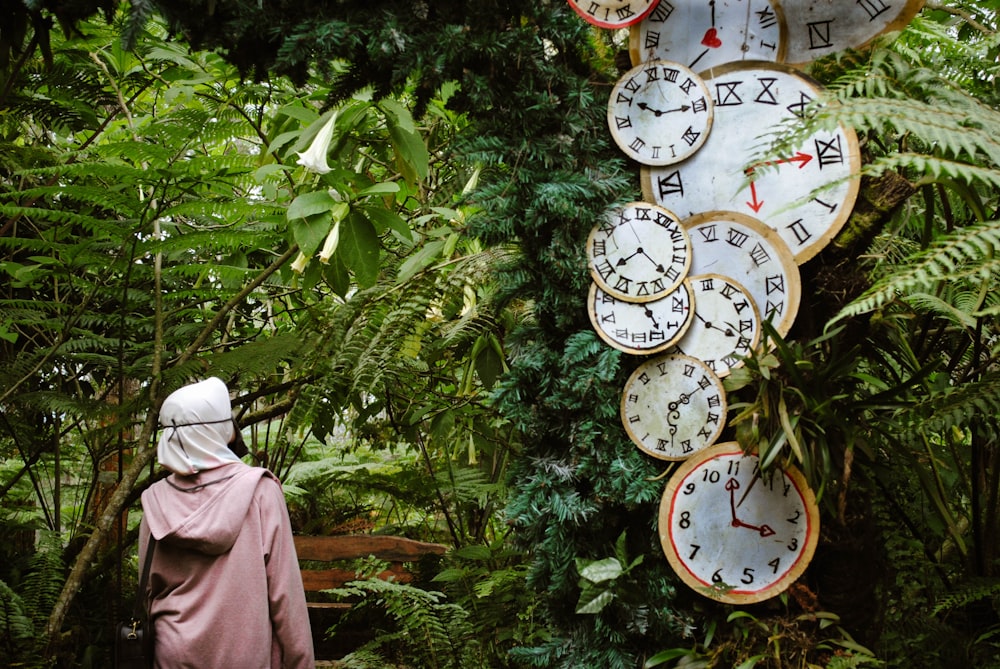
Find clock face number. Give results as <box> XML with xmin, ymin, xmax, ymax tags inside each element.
<box><xmin>567</xmin><ymin>0</ymin><xmax>663</xmax><ymax>29</ymax></box>
<box><xmin>672</xmin><ymin>273</ymin><xmax>761</xmax><ymax>376</ymax></box>
<box><xmin>608</xmin><ymin>60</ymin><xmax>714</xmax><ymax>166</ymax></box>
<box><xmin>588</xmin><ymin>281</ymin><xmax>694</xmax><ymax>355</ymax></box>
<box><xmin>620</xmin><ymin>353</ymin><xmax>727</xmax><ymax>461</ymax></box>
<box><xmin>641</xmin><ymin>62</ymin><xmax>861</xmax><ymax>264</ymax></box>
<box><xmin>682</xmin><ymin>211</ymin><xmax>801</xmax><ymax>339</ymax></box>
<box><xmin>781</xmin><ymin>0</ymin><xmax>925</xmax><ymax>66</ymax></box>
<box><xmin>587</xmin><ymin>201</ymin><xmax>692</xmax><ymax>302</ymax></box>
<box><xmin>630</xmin><ymin>0</ymin><xmax>786</xmax><ymax>72</ymax></box>
<box><xmin>658</xmin><ymin>443</ymin><xmax>820</xmax><ymax>604</ymax></box>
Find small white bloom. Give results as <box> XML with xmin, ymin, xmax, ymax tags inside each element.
<box><xmin>296</xmin><ymin>112</ymin><xmax>337</xmax><ymax>174</ymax></box>
<box><xmin>290</xmin><ymin>251</ymin><xmax>309</xmax><ymax>274</ymax></box>
<box><xmin>318</xmin><ymin>221</ymin><xmax>340</xmax><ymax>264</ymax></box>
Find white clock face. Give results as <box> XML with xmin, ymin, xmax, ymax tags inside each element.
<box><xmin>630</xmin><ymin>0</ymin><xmax>786</xmax><ymax>72</ymax></box>
<box><xmin>682</xmin><ymin>211</ymin><xmax>800</xmax><ymax>339</ymax></box>
<box><xmin>641</xmin><ymin>61</ymin><xmax>861</xmax><ymax>264</ymax></box>
<box><xmin>586</xmin><ymin>201</ymin><xmax>692</xmax><ymax>302</ymax></box>
<box><xmin>781</xmin><ymin>0</ymin><xmax>925</xmax><ymax>66</ymax></box>
<box><xmin>567</xmin><ymin>0</ymin><xmax>662</xmax><ymax>29</ymax></box>
<box><xmin>672</xmin><ymin>273</ymin><xmax>760</xmax><ymax>377</ymax></box>
<box><xmin>608</xmin><ymin>60</ymin><xmax>714</xmax><ymax>166</ymax></box>
<box><xmin>588</xmin><ymin>281</ymin><xmax>694</xmax><ymax>355</ymax></box>
<box><xmin>620</xmin><ymin>353</ymin><xmax>727</xmax><ymax>461</ymax></box>
<box><xmin>658</xmin><ymin>442</ymin><xmax>820</xmax><ymax>604</ymax></box>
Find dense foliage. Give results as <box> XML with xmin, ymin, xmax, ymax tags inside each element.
<box><xmin>4</xmin><ymin>1</ymin><xmax>1000</xmax><ymax>668</ymax></box>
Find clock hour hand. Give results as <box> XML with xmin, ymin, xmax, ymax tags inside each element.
<box><xmin>728</xmin><ymin>476</ymin><xmax>776</xmax><ymax>536</ymax></box>
<box><xmin>643</xmin><ymin>305</ymin><xmax>662</xmax><ymax>329</ymax></box>
<box><xmin>695</xmin><ymin>312</ymin><xmax>736</xmax><ymax>337</ymax></box>
<box><xmin>637</xmin><ymin>102</ymin><xmax>691</xmax><ymax>116</ymax></box>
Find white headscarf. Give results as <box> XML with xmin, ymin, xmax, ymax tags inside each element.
<box><xmin>157</xmin><ymin>377</ymin><xmax>242</xmax><ymax>475</ymax></box>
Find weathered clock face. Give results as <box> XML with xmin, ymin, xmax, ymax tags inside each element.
<box><xmin>620</xmin><ymin>353</ymin><xmax>727</xmax><ymax>461</ymax></box>
<box><xmin>781</xmin><ymin>0</ymin><xmax>925</xmax><ymax>66</ymax></box>
<box><xmin>682</xmin><ymin>211</ymin><xmax>800</xmax><ymax>339</ymax></box>
<box><xmin>630</xmin><ymin>0</ymin><xmax>786</xmax><ymax>72</ymax></box>
<box><xmin>608</xmin><ymin>60</ymin><xmax>714</xmax><ymax>166</ymax></box>
<box><xmin>658</xmin><ymin>442</ymin><xmax>820</xmax><ymax>604</ymax></box>
<box><xmin>567</xmin><ymin>0</ymin><xmax>663</xmax><ymax>29</ymax></box>
<box><xmin>672</xmin><ymin>273</ymin><xmax>760</xmax><ymax>377</ymax></box>
<box><xmin>588</xmin><ymin>281</ymin><xmax>694</xmax><ymax>355</ymax></box>
<box><xmin>586</xmin><ymin>201</ymin><xmax>692</xmax><ymax>302</ymax></box>
<box><xmin>641</xmin><ymin>61</ymin><xmax>861</xmax><ymax>264</ymax></box>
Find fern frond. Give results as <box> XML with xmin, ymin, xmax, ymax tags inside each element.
<box><xmin>932</xmin><ymin>578</ymin><xmax>1000</xmax><ymax>617</ymax></box>
<box><xmin>833</xmin><ymin>222</ymin><xmax>1000</xmax><ymax>321</ymax></box>
<box><xmin>901</xmin><ymin>371</ymin><xmax>1000</xmax><ymax>440</ymax></box>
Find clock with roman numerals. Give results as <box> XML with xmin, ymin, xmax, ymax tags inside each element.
<box><xmin>641</xmin><ymin>61</ymin><xmax>861</xmax><ymax>264</ymax></box>
<box><xmin>588</xmin><ymin>281</ymin><xmax>694</xmax><ymax>355</ymax></box>
<box><xmin>658</xmin><ymin>442</ymin><xmax>820</xmax><ymax>604</ymax></box>
<box><xmin>567</xmin><ymin>0</ymin><xmax>663</xmax><ymax>29</ymax></box>
<box><xmin>620</xmin><ymin>353</ymin><xmax>727</xmax><ymax>461</ymax></box>
<box><xmin>586</xmin><ymin>201</ymin><xmax>692</xmax><ymax>302</ymax></box>
<box><xmin>608</xmin><ymin>59</ymin><xmax>714</xmax><ymax>166</ymax></box>
<box><xmin>781</xmin><ymin>0</ymin><xmax>924</xmax><ymax>67</ymax></box>
<box><xmin>629</xmin><ymin>0</ymin><xmax>786</xmax><ymax>73</ymax></box>
<box><xmin>672</xmin><ymin>273</ymin><xmax>760</xmax><ymax>377</ymax></box>
<box><xmin>682</xmin><ymin>211</ymin><xmax>801</xmax><ymax>339</ymax></box>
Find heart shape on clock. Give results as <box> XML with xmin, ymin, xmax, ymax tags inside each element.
<box><xmin>701</xmin><ymin>28</ymin><xmax>722</xmax><ymax>49</ymax></box>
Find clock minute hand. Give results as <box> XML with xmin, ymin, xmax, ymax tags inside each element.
<box><xmin>637</xmin><ymin>102</ymin><xmax>692</xmax><ymax>116</ymax></box>
<box><xmin>728</xmin><ymin>475</ymin><xmax>775</xmax><ymax>536</ymax></box>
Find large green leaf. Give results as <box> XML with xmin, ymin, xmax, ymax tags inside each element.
<box><xmin>340</xmin><ymin>211</ymin><xmax>380</xmax><ymax>288</ymax></box>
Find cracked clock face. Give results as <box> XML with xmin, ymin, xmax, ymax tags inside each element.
<box><xmin>641</xmin><ymin>61</ymin><xmax>861</xmax><ymax>264</ymax></box>
<box><xmin>629</xmin><ymin>0</ymin><xmax>786</xmax><ymax>72</ymax></box>
<box><xmin>620</xmin><ymin>353</ymin><xmax>727</xmax><ymax>461</ymax></box>
<box><xmin>588</xmin><ymin>281</ymin><xmax>694</xmax><ymax>355</ymax></box>
<box><xmin>672</xmin><ymin>273</ymin><xmax>760</xmax><ymax>377</ymax></box>
<box><xmin>608</xmin><ymin>60</ymin><xmax>714</xmax><ymax>166</ymax></box>
<box><xmin>658</xmin><ymin>442</ymin><xmax>820</xmax><ymax>604</ymax></box>
<box><xmin>586</xmin><ymin>201</ymin><xmax>692</xmax><ymax>302</ymax></box>
<box><xmin>567</xmin><ymin>0</ymin><xmax>663</xmax><ymax>29</ymax></box>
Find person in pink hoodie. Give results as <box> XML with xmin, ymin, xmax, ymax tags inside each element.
<box><xmin>139</xmin><ymin>377</ymin><xmax>315</xmax><ymax>668</ymax></box>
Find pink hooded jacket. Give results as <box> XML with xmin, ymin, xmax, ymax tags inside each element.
<box><xmin>139</xmin><ymin>378</ymin><xmax>314</xmax><ymax>669</ymax></box>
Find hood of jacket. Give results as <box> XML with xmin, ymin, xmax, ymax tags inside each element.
<box><xmin>157</xmin><ymin>377</ymin><xmax>242</xmax><ymax>475</ymax></box>
<box><xmin>141</xmin><ymin>464</ymin><xmax>276</xmax><ymax>554</ymax></box>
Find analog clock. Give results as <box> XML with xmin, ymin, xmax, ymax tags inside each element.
<box><xmin>672</xmin><ymin>273</ymin><xmax>760</xmax><ymax>377</ymax></box>
<box><xmin>608</xmin><ymin>59</ymin><xmax>714</xmax><ymax>166</ymax></box>
<box><xmin>682</xmin><ymin>211</ymin><xmax>801</xmax><ymax>339</ymax></box>
<box><xmin>567</xmin><ymin>0</ymin><xmax>662</xmax><ymax>29</ymax></box>
<box><xmin>588</xmin><ymin>281</ymin><xmax>694</xmax><ymax>355</ymax></box>
<box><xmin>641</xmin><ymin>61</ymin><xmax>861</xmax><ymax>264</ymax></box>
<box><xmin>621</xmin><ymin>353</ymin><xmax>727</xmax><ymax>461</ymax></box>
<box><xmin>629</xmin><ymin>0</ymin><xmax>786</xmax><ymax>72</ymax></box>
<box><xmin>586</xmin><ymin>201</ymin><xmax>692</xmax><ymax>302</ymax></box>
<box><xmin>781</xmin><ymin>0</ymin><xmax>925</xmax><ymax>67</ymax></box>
<box><xmin>658</xmin><ymin>442</ymin><xmax>820</xmax><ymax>604</ymax></box>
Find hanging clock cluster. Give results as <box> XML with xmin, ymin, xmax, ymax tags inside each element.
<box><xmin>570</xmin><ymin>0</ymin><xmax>924</xmax><ymax>604</ymax></box>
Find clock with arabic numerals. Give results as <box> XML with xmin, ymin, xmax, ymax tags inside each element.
<box><xmin>682</xmin><ymin>211</ymin><xmax>801</xmax><ymax>339</ymax></box>
<box><xmin>608</xmin><ymin>59</ymin><xmax>714</xmax><ymax>166</ymax></box>
<box><xmin>586</xmin><ymin>201</ymin><xmax>692</xmax><ymax>303</ymax></box>
<box><xmin>588</xmin><ymin>281</ymin><xmax>694</xmax><ymax>355</ymax></box>
<box><xmin>629</xmin><ymin>0</ymin><xmax>786</xmax><ymax>72</ymax></box>
<box><xmin>641</xmin><ymin>61</ymin><xmax>861</xmax><ymax>264</ymax></box>
<box><xmin>658</xmin><ymin>442</ymin><xmax>820</xmax><ymax>604</ymax></box>
<box><xmin>620</xmin><ymin>353</ymin><xmax>727</xmax><ymax>461</ymax></box>
<box><xmin>781</xmin><ymin>0</ymin><xmax>925</xmax><ymax>67</ymax></box>
<box><xmin>567</xmin><ymin>0</ymin><xmax>662</xmax><ymax>29</ymax></box>
<box><xmin>672</xmin><ymin>273</ymin><xmax>760</xmax><ymax>377</ymax></box>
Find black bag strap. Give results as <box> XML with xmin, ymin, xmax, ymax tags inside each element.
<box><xmin>132</xmin><ymin>536</ymin><xmax>156</xmax><ymax>620</ymax></box>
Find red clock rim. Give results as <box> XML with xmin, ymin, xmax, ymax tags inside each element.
<box><xmin>658</xmin><ymin>442</ymin><xmax>820</xmax><ymax>604</ymax></box>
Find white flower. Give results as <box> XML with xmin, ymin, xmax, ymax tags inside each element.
<box><xmin>296</xmin><ymin>112</ymin><xmax>337</xmax><ymax>174</ymax></box>
<box><xmin>290</xmin><ymin>251</ymin><xmax>309</xmax><ymax>274</ymax></box>
<box><xmin>318</xmin><ymin>221</ymin><xmax>340</xmax><ymax>264</ymax></box>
